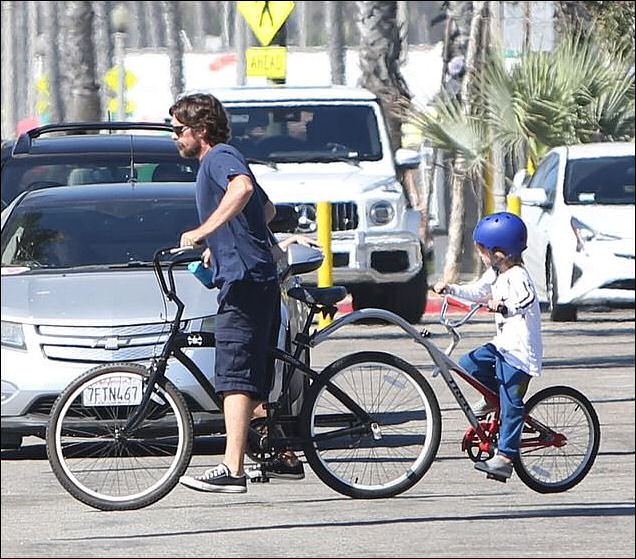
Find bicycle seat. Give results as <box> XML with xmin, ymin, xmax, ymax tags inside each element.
<box><xmin>287</xmin><ymin>286</ymin><xmax>347</xmax><ymax>306</ymax></box>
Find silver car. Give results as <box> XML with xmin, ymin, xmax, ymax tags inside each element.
<box><xmin>1</xmin><ymin>182</ymin><xmax>312</xmax><ymax>450</ymax></box>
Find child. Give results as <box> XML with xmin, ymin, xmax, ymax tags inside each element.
<box><xmin>433</xmin><ymin>212</ymin><xmax>542</xmax><ymax>480</ymax></box>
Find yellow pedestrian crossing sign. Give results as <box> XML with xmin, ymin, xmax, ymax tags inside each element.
<box><xmin>237</xmin><ymin>1</ymin><xmax>295</xmax><ymax>46</ymax></box>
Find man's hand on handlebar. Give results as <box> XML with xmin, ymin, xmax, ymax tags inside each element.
<box><xmin>180</xmin><ymin>229</ymin><xmax>203</xmax><ymax>249</ymax></box>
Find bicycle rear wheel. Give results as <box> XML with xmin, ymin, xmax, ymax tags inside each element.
<box><xmin>46</xmin><ymin>363</ymin><xmax>193</xmax><ymax>510</ymax></box>
<box><xmin>301</xmin><ymin>351</ymin><xmax>441</xmax><ymax>499</ymax></box>
<box><xmin>515</xmin><ymin>385</ymin><xmax>600</xmax><ymax>493</ymax></box>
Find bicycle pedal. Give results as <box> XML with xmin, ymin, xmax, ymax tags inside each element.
<box><xmin>486</xmin><ymin>473</ymin><xmax>507</xmax><ymax>483</ymax></box>
<box><xmin>249</xmin><ymin>475</ymin><xmax>270</xmax><ymax>483</ymax></box>
<box><xmin>246</xmin><ymin>467</ymin><xmax>270</xmax><ymax>483</ymax></box>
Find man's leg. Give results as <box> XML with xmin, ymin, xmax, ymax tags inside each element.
<box><xmin>223</xmin><ymin>391</ymin><xmax>256</xmax><ymax>476</ymax></box>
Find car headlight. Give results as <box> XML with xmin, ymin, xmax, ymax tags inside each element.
<box><xmin>571</xmin><ymin>217</ymin><xmax>621</xmax><ymax>252</ymax></box>
<box><xmin>369</xmin><ymin>201</ymin><xmax>395</xmax><ymax>225</ymax></box>
<box><xmin>1</xmin><ymin>321</ymin><xmax>26</xmax><ymax>350</ymax></box>
<box><xmin>1</xmin><ymin>380</ymin><xmax>18</xmax><ymax>403</ymax></box>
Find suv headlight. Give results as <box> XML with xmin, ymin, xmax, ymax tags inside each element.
<box><xmin>1</xmin><ymin>321</ymin><xmax>26</xmax><ymax>350</ymax></box>
<box><xmin>369</xmin><ymin>201</ymin><xmax>395</xmax><ymax>225</ymax></box>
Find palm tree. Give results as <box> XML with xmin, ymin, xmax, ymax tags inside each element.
<box><xmin>162</xmin><ymin>1</ymin><xmax>185</xmax><ymax>102</ymax></box>
<box><xmin>404</xmin><ymin>31</ymin><xmax>635</xmax><ymax>281</ymax></box>
<box><xmin>327</xmin><ymin>2</ymin><xmax>345</xmax><ymax>85</ymax></box>
<box><xmin>65</xmin><ymin>1</ymin><xmax>101</xmax><ymax>121</ymax></box>
<box><xmin>357</xmin><ymin>1</ymin><xmax>411</xmax><ymax>151</ymax></box>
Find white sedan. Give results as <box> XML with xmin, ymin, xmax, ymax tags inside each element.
<box><xmin>512</xmin><ymin>142</ymin><xmax>635</xmax><ymax>321</ymax></box>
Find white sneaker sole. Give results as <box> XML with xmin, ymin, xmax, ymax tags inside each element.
<box><xmin>179</xmin><ymin>475</ymin><xmax>247</xmax><ymax>493</ymax></box>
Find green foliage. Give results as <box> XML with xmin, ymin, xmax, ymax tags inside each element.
<box><xmin>406</xmin><ymin>32</ymin><xmax>635</xmax><ymax>171</ymax></box>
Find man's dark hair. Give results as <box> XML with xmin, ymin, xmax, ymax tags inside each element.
<box><xmin>169</xmin><ymin>93</ymin><xmax>231</xmax><ymax>145</ymax></box>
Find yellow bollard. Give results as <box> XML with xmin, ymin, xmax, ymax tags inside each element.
<box><xmin>316</xmin><ymin>201</ymin><xmax>333</xmax><ymax>328</ymax></box>
<box><xmin>507</xmin><ymin>194</ymin><xmax>521</xmax><ymax>216</ymax></box>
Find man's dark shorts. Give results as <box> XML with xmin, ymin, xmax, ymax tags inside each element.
<box><xmin>214</xmin><ymin>279</ymin><xmax>279</xmax><ymax>401</ymax></box>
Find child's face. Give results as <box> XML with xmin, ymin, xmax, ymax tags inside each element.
<box><xmin>476</xmin><ymin>244</ymin><xmax>506</xmax><ymax>269</ymax></box>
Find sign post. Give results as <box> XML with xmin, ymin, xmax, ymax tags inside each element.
<box><xmin>237</xmin><ymin>1</ymin><xmax>294</xmax><ymax>82</ymax></box>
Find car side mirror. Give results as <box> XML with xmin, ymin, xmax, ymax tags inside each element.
<box><xmin>281</xmin><ymin>244</ymin><xmax>323</xmax><ymax>281</ymax></box>
<box><xmin>270</xmin><ymin>204</ymin><xmax>298</xmax><ymax>233</ymax></box>
<box><xmin>395</xmin><ymin>148</ymin><xmax>421</xmax><ymax>171</ymax></box>
<box><xmin>518</xmin><ymin>188</ymin><xmax>552</xmax><ymax>208</ymax></box>
<box><xmin>512</xmin><ymin>169</ymin><xmax>530</xmax><ymax>190</ymax></box>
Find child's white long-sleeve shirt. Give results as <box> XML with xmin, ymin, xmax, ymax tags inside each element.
<box><xmin>447</xmin><ymin>265</ymin><xmax>543</xmax><ymax>376</ymax></box>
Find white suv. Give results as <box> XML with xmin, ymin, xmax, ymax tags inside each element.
<box><xmin>512</xmin><ymin>142</ymin><xmax>635</xmax><ymax>321</ymax></box>
<box><xmin>214</xmin><ymin>86</ymin><xmax>427</xmax><ymax>323</ymax></box>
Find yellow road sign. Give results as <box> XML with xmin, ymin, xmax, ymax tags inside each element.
<box><xmin>245</xmin><ymin>46</ymin><xmax>287</xmax><ymax>79</ymax></box>
<box><xmin>237</xmin><ymin>1</ymin><xmax>294</xmax><ymax>46</ymax></box>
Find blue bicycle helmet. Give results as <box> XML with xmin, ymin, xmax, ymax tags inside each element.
<box><xmin>473</xmin><ymin>212</ymin><xmax>527</xmax><ymax>257</ymax></box>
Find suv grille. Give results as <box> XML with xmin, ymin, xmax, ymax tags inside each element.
<box><xmin>331</xmin><ymin>202</ymin><xmax>358</xmax><ymax>231</ymax></box>
<box><xmin>37</xmin><ymin>322</ymin><xmax>180</xmax><ymax>363</ymax></box>
<box><xmin>292</xmin><ymin>202</ymin><xmax>358</xmax><ymax>234</ymax></box>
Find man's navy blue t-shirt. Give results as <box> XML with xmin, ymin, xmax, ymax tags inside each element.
<box><xmin>195</xmin><ymin>143</ymin><xmax>276</xmax><ymax>288</ymax></box>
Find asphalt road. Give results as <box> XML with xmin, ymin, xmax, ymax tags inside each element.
<box><xmin>2</xmin><ymin>307</ymin><xmax>634</xmax><ymax>558</ymax></box>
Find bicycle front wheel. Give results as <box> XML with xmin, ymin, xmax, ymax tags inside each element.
<box><xmin>46</xmin><ymin>363</ymin><xmax>193</xmax><ymax>510</ymax></box>
<box><xmin>301</xmin><ymin>351</ymin><xmax>441</xmax><ymax>499</ymax></box>
<box><xmin>515</xmin><ymin>385</ymin><xmax>600</xmax><ymax>493</ymax></box>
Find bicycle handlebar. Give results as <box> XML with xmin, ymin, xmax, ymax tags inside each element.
<box><xmin>152</xmin><ymin>246</ymin><xmax>203</xmax><ymax>300</ymax></box>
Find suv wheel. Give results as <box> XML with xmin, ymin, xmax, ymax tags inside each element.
<box><xmin>386</xmin><ymin>266</ymin><xmax>428</xmax><ymax>324</ymax></box>
<box><xmin>547</xmin><ymin>254</ymin><xmax>577</xmax><ymax>322</ymax></box>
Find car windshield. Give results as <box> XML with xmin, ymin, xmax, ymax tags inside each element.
<box><xmin>225</xmin><ymin>104</ymin><xmax>383</xmax><ymax>163</ymax></box>
<box><xmin>564</xmin><ymin>155</ymin><xmax>635</xmax><ymax>205</ymax></box>
<box><xmin>1</xmin><ymin>193</ymin><xmax>199</xmax><ymax>270</ymax></box>
<box><xmin>1</xmin><ymin>154</ymin><xmax>199</xmax><ymax>210</ymax></box>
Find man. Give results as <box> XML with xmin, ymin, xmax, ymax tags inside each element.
<box><xmin>170</xmin><ymin>93</ymin><xmax>298</xmax><ymax>493</ymax></box>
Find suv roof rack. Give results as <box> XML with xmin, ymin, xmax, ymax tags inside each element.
<box><xmin>13</xmin><ymin>122</ymin><xmax>172</xmax><ymax>155</ymax></box>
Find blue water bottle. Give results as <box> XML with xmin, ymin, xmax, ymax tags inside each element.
<box><xmin>187</xmin><ymin>261</ymin><xmax>215</xmax><ymax>288</ymax></box>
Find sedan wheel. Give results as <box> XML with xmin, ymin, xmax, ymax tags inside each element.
<box><xmin>547</xmin><ymin>255</ymin><xmax>577</xmax><ymax>322</ymax></box>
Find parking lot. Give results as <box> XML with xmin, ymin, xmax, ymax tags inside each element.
<box><xmin>1</xmin><ymin>306</ymin><xmax>634</xmax><ymax>558</ymax></box>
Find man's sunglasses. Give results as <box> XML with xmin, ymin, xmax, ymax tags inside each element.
<box><xmin>172</xmin><ymin>125</ymin><xmax>190</xmax><ymax>137</ymax></box>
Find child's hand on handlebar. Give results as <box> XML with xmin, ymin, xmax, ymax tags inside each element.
<box><xmin>487</xmin><ymin>299</ymin><xmax>506</xmax><ymax>314</ymax></box>
<box><xmin>432</xmin><ymin>281</ymin><xmax>448</xmax><ymax>295</ymax></box>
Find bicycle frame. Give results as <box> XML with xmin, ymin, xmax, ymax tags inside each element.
<box><xmin>310</xmin><ymin>305</ymin><xmax>497</xmax><ymax>444</ymax></box>
<box><xmin>123</xmin><ymin>247</ymin><xmax>375</xmax><ymax>440</ymax></box>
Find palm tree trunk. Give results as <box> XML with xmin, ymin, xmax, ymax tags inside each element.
<box><xmin>1</xmin><ymin>1</ymin><xmax>17</xmax><ymax>138</ymax></box>
<box><xmin>41</xmin><ymin>2</ymin><xmax>64</xmax><ymax>122</ymax></box>
<box><xmin>443</xmin><ymin>161</ymin><xmax>466</xmax><ymax>283</ymax></box>
<box><xmin>162</xmin><ymin>1</ymin><xmax>184</xmax><ymax>102</ymax></box>
<box><xmin>65</xmin><ymin>1</ymin><xmax>101</xmax><ymax>121</ymax></box>
<box><xmin>443</xmin><ymin>1</ymin><xmax>486</xmax><ymax>282</ymax></box>
<box><xmin>93</xmin><ymin>1</ymin><xmax>113</xmax><ymax>121</ymax></box>
<box><xmin>327</xmin><ymin>2</ymin><xmax>346</xmax><ymax>85</ymax></box>
<box><xmin>26</xmin><ymin>1</ymin><xmax>39</xmax><ymax>120</ymax></box>
<box><xmin>357</xmin><ymin>1</ymin><xmax>411</xmax><ymax>151</ymax></box>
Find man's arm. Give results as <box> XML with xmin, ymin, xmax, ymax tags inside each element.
<box><xmin>180</xmin><ymin>174</ymin><xmax>254</xmax><ymax>247</ymax></box>
<box><xmin>264</xmin><ymin>200</ymin><xmax>276</xmax><ymax>225</ymax></box>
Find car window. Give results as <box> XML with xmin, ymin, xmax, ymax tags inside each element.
<box><xmin>564</xmin><ymin>155</ymin><xmax>635</xmax><ymax>205</ymax></box>
<box><xmin>527</xmin><ymin>153</ymin><xmax>558</xmax><ymax>191</ymax></box>
<box><xmin>1</xmin><ymin>195</ymin><xmax>199</xmax><ymax>269</ymax></box>
<box><xmin>1</xmin><ymin>155</ymin><xmax>198</xmax><ymax>209</ymax></box>
<box><xmin>225</xmin><ymin>105</ymin><xmax>382</xmax><ymax>163</ymax></box>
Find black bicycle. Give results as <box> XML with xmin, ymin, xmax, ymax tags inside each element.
<box><xmin>46</xmin><ymin>246</ymin><xmax>441</xmax><ymax>511</ymax></box>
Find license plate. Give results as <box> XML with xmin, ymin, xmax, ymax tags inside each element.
<box><xmin>82</xmin><ymin>375</ymin><xmax>143</xmax><ymax>407</ymax></box>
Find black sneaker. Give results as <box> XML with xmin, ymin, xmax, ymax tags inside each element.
<box><xmin>246</xmin><ymin>453</ymin><xmax>305</xmax><ymax>480</ymax></box>
<box><xmin>180</xmin><ymin>463</ymin><xmax>247</xmax><ymax>493</ymax></box>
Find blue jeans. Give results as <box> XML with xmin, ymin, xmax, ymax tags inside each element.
<box><xmin>458</xmin><ymin>343</ymin><xmax>531</xmax><ymax>458</ymax></box>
